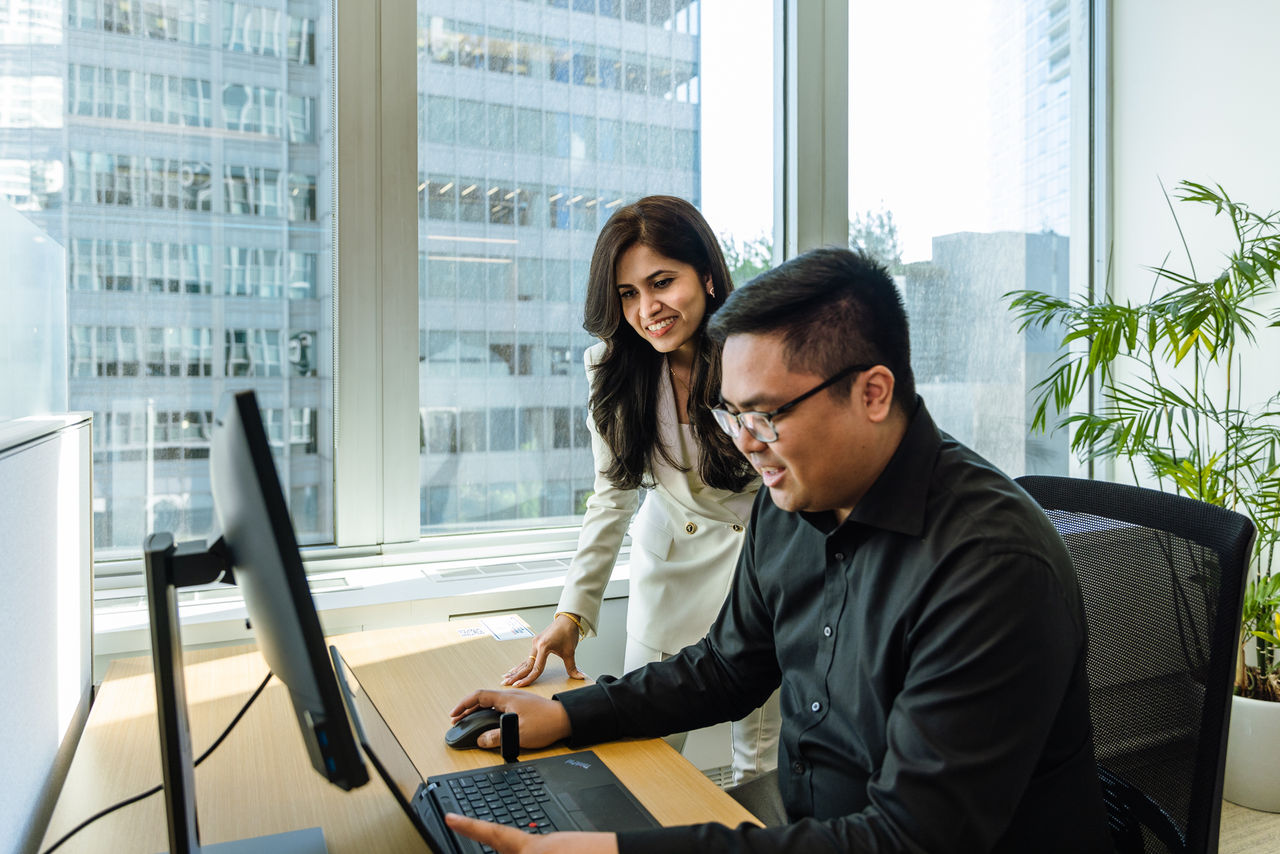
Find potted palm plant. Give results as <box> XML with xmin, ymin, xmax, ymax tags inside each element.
<box><xmin>1006</xmin><ymin>180</ymin><xmax>1280</xmax><ymax>810</ymax></box>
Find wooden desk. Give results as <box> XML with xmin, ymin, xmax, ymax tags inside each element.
<box><xmin>40</xmin><ymin>620</ymin><xmax>757</xmax><ymax>853</ymax></box>
<box><xmin>39</xmin><ymin>616</ymin><xmax>1280</xmax><ymax>852</ymax></box>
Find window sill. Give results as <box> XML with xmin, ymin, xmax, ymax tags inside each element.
<box><xmin>92</xmin><ymin>539</ymin><xmax>633</xmax><ymax>677</ymax></box>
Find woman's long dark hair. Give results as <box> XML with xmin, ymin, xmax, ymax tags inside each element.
<box><xmin>583</xmin><ymin>195</ymin><xmax>756</xmax><ymax>492</ymax></box>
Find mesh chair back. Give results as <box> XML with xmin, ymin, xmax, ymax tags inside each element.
<box><xmin>1016</xmin><ymin>476</ymin><xmax>1254</xmax><ymax>854</ymax></box>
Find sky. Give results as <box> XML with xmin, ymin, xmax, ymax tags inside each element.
<box><xmin>698</xmin><ymin>0</ymin><xmax>775</xmax><ymax>246</ymax></box>
<box><xmin>699</xmin><ymin>0</ymin><xmax>999</xmax><ymax>263</ymax></box>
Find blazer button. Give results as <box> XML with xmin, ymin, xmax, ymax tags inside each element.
<box><xmin>731</xmin><ymin>524</ymin><xmax>743</xmax><ymax>532</ymax></box>
<box><xmin>684</xmin><ymin>522</ymin><xmax>697</xmax><ymax>534</ymax></box>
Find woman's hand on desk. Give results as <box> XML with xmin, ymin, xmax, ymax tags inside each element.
<box><xmin>445</xmin><ymin>814</ymin><xmax>618</xmax><ymax>853</ymax></box>
<box><xmin>450</xmin><ymin>690</ymin><xmax>572</xmax><ymax>750</ymax></box>
<box><xmin>504</xmin><ymin>615</ymin><xmax>587</xmax><ymax>687</ymax></box>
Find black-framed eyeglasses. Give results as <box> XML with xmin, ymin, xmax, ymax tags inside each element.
<box><xmin>711</xmin><ymin>363</ymin><xmax>875</xmax><ymax>443</ymax></box>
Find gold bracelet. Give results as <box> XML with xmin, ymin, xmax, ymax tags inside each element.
<box><xmin>554</xmin><ymin>611</ymin><xmax>587</xmax><ymax>638</ymax></box>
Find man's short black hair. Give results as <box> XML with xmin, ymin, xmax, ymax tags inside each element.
<box><xmin>707</xmin><ymin>247</ymin><xmax>915</xmax><ymax>407</ymax></box>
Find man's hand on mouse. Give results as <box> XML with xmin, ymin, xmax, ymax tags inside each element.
<box><xmin>445</xmin><ymin>814</ymin><xmax>618</xmax><ymax>854</ymax></box>
<box><xmin>450</xmin><ymin>690</ymin><xmax>572</xmax><ymax>750</ymax></box>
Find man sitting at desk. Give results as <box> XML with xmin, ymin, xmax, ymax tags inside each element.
<box><xmin>447</xmin><ymin>247</ymin><xmax>1111</xmax><ymax>853</ymax></box>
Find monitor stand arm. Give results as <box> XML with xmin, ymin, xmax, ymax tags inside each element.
<box><xmin>144</xmin><ymin>532</ymin><xmax>327</xmax><ymax>854</ymax></box>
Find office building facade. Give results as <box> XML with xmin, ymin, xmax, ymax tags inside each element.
<box><xmin>415</xmin><ymin>0</ymin><xmax>701</xmax><ymax>532</ymax></box>
<box><xmin>0</xmin><ymin>0</ymin><xmax>701</xmax><ymax>555</ymax></box>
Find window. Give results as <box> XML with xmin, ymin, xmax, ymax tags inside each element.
<box><xmin>488</xmin><ymin>28</ymin><xmax>514</xmax><ymax>74</ymax></box>
<box><xmin>458</xmin><ymin>99</ymin><xmax>485</xmax><ymax>148</ymax></box>
<box><xmin>847</xmin><ymin>0</ymin><xmax>1079</xmax><ymax>478</ymax></box>
<box><xmin>223</xmin><ymin>2</ymin><xmax>285</xmax><ymax>57</ymax></box>
<box><xmin>573</xmin><ymin>44</ymin><xmax>598</xmax><ymax>86</ymax></box>
<box><xmin>224</xmin><ymin>328</ymin><xmax>283</xmax><ymax>377</ymax></box>
<box><xmin>148</xmin><ymin>242</ymin><xmax>213</xmax><ymax>294</ymax></box>
<box><xmin>459</xmin><ymin>23</ymin><xmax>485</xmax><ymax>69</ymax></box>
<box><xmin>425</xmin><ymin>16</ymin><xmax>459</xmax><ymax>65</ymax></box>
<box><xmin>0</xmin><ymin>1</ymin><xmax>337</xmax><ymax>557</ymax></box>
<box><xmin>516</xmin><ymin>33</ymin><xmax>547</xmax><ymax>79</ymax></box>
<box><xmin>488</xmin><ymin>104</ymin><xmax>513</xmax><ymax>151</ymax></box>
<box><xmin>673</xmin><ymin>60</ymin><xmax>698</xmax><ymax>103</ymax></box>
<box><xmin>74</xmin><ymin>1</ymin><xmax>211</xmax><ymax>45</ymax></box>
<box><xmin>290</xmin><ymin>408</ymin><xmax>319</xmax><ymax>454</ymax></box>
<box><xmin>6</xmin><ymin>1</ymin><xmax>1094</xmax><ymax>588</ymax></box>
<box><xmin>286</xmin><ymin>94</ymin><xmax>315</xmax><ymax>142</ymax></box>
<box><xmin>598</xmin><ymin>47</ymin><xmax>622</xmax><ymax>90</ymax></box>
<box><xmin>148</xmin><ymin>328</ymin><xmax>184</xmax><ymax>376</ymax></box>
<box><xmin>549</xmin><ymin>39</ymin><xmax>571</xmax><ymax>82</ymax></box>
<box><xmin>625</xmin><ymin>0</ymin><xmax>646</xmax><ymax>25</ymax></box>
<box><xmin>223</xmin><ymin>84</ymin><xmax>285</xmax><ymax>135</ymax></box>
<box><xmin>413</xmin><ymin>0</ymin><xmax>769</xmax><ymax>535</ymax></box>
<box><xmin>224</xmin><ymin>248</ymin><xmax>284</xmax><ymax>298</ymax></box>
<box><xmin>288</xmin><ymin>173</ymin><xmax>316</xmax><ymax>221</ymax></box>
<box><xmin>624</xmin><ymin>51</ymin><xmax>647</xmax><ymax>93</ymax></box>
<box><xmin>287</xmin><ymin>15</ymin><xmax>316</xmax><ymax>65</ymax></box>
<box><xmin>288</xmin><ymin>252</ymin><xmax>318</xmax><ymax>299</ymax></box>
<box><xmin>426</xmin><ymin>95</ymin><xmax>455</xmax><ymax>145</ymax></box>
<box><xmin>223</xmin><ymin>165</ymin><xmax>275</xmax><ymax>215</ymax></box>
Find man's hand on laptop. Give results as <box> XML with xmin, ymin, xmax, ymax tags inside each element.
<box><xmin>450</xmin><ymin>690</ymin><xmax>572</xmax><ymax>750</ymax></box>
<box><xmin>445</xmin><ymin>814</ymin><xmax>618</xmax><ymax>853</ymax></box>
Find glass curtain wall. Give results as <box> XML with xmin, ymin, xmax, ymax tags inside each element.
<box><xmin>416</xmin><ymin>0</ymin><xmax>774</xmax><ymax>534</ymax></box>
<box><xmin>848</xmin><ymin>0</ymin><xmax>1079</xmax><ymax>477</ymax></box>
<box><xmin>1</xmin><ymin>0</ymin><xmax>1088</xmax><ymax>564</ymax></box>
<box><xmin>1</xmin><ymin>0</ymin><xmax>776</xmax><ymax>563</ymax></box>
<box><xmin>0</xmin><ymin>0</ymin><xmax>334</xmax><ymax>558</ymax></box>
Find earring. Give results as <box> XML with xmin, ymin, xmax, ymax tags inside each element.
<box><xmin>708</xmin><ymin>285</ymin><xmax>716</xmax><ymax>299</ymax></box>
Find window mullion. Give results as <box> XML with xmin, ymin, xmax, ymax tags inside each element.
<box><xmin>380</xmin><ymin>0</ymin><xmax>422</xmax><ymax>544</ymax></box>
<box><xmin>782</xmin><ymin>0</ymin><xmax>848</xmax><ymax>258</ymax></box>
<box><xmin>334</xmin><ymin>0</ymin><xmax>384</xmax><ymax>547</ymax></box>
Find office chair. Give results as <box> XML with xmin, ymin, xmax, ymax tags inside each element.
<box><xmin>1016</xmin><ymin>476</ymin><xmax>1254</xmax><ymax>854</ymax></box>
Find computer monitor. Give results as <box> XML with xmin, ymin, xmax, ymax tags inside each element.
<box><xmin>143</xmin><ymin>390</ymin><xmax>366</xmax><ymax>854</ymax></box>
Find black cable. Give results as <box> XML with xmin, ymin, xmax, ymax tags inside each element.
<box><xmin>40</xmin><ymin>670</ymin><xmax>274</xmax><ymax>854</ymax></box>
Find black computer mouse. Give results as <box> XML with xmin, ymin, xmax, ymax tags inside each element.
<box><xmin>445</xmin><ymin>707</ymin><xmax>503</xmax><ymax>750</ymax></box>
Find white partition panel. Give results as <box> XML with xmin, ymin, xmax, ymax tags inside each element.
<box><xmin>0</xmin><ymin>416</ymin><xmax>92</xmax><ymax>854</ymax></box>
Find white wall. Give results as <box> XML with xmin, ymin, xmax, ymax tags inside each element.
<box><xmin>1111</xmin><ymin>1</ymin><xmax>1280</xmax><ymax>407</ymax></box>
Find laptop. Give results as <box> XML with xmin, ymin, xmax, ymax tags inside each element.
<box><xmin>328</xmin><ymin>646</ymin><xmax>659</xmax><ymax>854</ymax></box>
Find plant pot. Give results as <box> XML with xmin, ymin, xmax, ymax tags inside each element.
<box><xmin>1223</xmin><ymin>694</ymin><xmax>1280</xmax><ymax>812</ymax></box>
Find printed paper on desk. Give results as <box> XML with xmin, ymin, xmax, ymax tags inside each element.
<box><xmin>481</xmin><ymin>615</ymin><xmax>535</xmax><ymax>641</ymax></box>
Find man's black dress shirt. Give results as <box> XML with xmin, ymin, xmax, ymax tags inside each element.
<box><xmin>556</xmin><ymin>399</ymin><xmax>1111</xmax><ymax>853</ymax></box>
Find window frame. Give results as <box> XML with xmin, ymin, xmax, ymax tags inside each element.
<box><xmin>330</xmin><ymin>0</ymin><xmax>838</xmax><ymax>557</ymax></box>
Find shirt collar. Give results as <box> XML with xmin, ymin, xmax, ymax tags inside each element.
<box><xmin>802</xmin><ymin>396</ymin><xmax>940</xmax><ymax>539</ymax></box>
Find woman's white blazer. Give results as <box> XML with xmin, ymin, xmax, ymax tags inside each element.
<box><xmin>556</xmin><ymin>341</ymin><xmax>760</xmax><ymax>654</ymax></box>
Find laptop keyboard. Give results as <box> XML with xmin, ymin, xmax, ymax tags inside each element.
<box><xmin>446</xmin><ymin>765</ymin><xmax>559</xmax><ymax>851</ymax></box>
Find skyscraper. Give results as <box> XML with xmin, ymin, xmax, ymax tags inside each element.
<box><xmin>990</xmin><ymin>0</ymin><xmax>1073</xmax><ymax>234</ymax></box>
<box><xmin>0</xmin><ymin>0</ymin><xmax>702</xmax><ymax>556</ymax></box>
<box><xmin>414</xmin><ymin>1</ymin><xmax>701</xmax><ymax>532</ymax></box>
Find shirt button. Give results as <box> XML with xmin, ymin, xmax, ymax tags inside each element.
<box><xmin>811</xmin><ymin>701</ymin><xmax>821</xmax><ymax>713</ymax></box>
<box><xmin>731</xmin><ymin>524</ymin><xmax>743</xmax><ymax>532</ymax></box>
<box><xmin>791</xmin><ymin>761</ymin><xmax>805</xmax><ymax>775</ymax></box>
<box><xmin>834</xmin><ymin>552</ymin><xmax>845</xmax><ymax>561</ymax></box>
<box><xmin>684</xmin><ymin>522</ymin><xmax>697</xmax><ymax>534</ymax></box>
<box><xmin>823</xmin><ymin>626</ymin><xmax>832</xmax><ymax>638</ymax></box>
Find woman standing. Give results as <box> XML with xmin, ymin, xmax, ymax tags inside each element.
<box><xmin>502</xmin><ymin>196</ymin><xmax>779</xmax><ymax>783</ymax></box>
